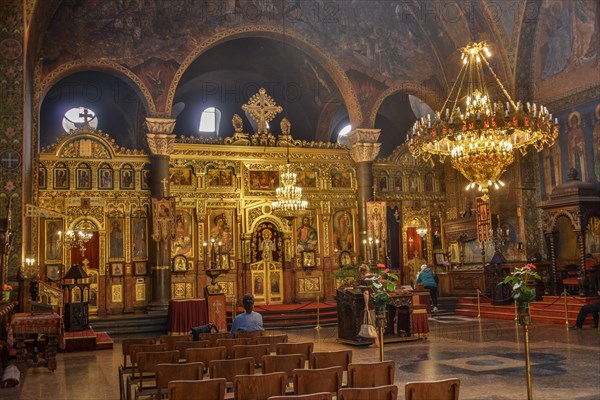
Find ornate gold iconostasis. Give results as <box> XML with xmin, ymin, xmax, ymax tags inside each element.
<box><xmin>34</xmin><ymin>122</ymin><xmax>359</xmax><ymax>314</ymax></box>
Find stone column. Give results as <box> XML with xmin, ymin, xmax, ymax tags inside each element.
<box><xmin>348</xmin><ymin>129</ymin><xmax>381</xmax><ymax>264</ymax></box>
<box><xmin>145</xmin><ymin>118</ymin><xmax>176</xmax><ymax>312</ymax></box>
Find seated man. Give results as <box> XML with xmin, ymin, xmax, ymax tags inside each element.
<box><xmin>230</xmin><ymin>293</ymin><xmax>264</xmax><ymax>337</ymax></box>
<box><xmin>571</xmin><ymin>290</ymin><xmax>600</xmax><ymax>330</ymax></box>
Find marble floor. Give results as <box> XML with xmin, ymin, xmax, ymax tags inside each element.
<box><xmin>3</xmin><ymin>316</ymin><xmax>599</xmax><ymax>400</ymax></box>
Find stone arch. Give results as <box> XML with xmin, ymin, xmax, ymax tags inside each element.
<box><xmin>368</xmin><ymin>82</ymin><xmax>441</xmax><ymax>128</ymax></box>
<box><xmin>37</xmin><ymin>61</ymin><xmax>156</xmax><ymax>118</ymax></box>
<box><xmin>167</xmin><ymin>25</ymin><xmax>363</xmax><ymax>127</ymax></box>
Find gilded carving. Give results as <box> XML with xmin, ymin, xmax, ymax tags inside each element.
<box><xmin>145</xmin><ymin>117</ymin><xmax>176</xmax><ymax>134</ymax></box>
<box><xmin>146</xmin><ymin>133</ymin><xmax>176</xmax><ymax>156</ymax></box>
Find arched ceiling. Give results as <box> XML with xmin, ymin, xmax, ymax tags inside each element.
<box><xmin>31</xmin><ymin>0</ymin><xmax>569</xmax><ymax>152</ymax></box>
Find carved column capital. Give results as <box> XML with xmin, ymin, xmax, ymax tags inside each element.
<box><xmin>348</xmin><ymin>128</ymin><xmax>381</xmax><ymax>163</ymax></box>
<box><xmin>146</xmin><ymin>133</ymin><xmax>176</xmax><ymax>157</ymax></box>
<box><xmin>145</xmin><ymin>117</ymin><xmax>177</xmax><ymax>156</ymax></box>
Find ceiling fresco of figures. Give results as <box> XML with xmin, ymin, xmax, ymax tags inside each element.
<box><xmin>31</xmin><ymin>0</ymin><xmax>599</xmax><ymax>150</ymax></box>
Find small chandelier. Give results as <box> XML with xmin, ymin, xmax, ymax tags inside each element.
<box><xmin>407</xmin><ymin>42</ymin><xmax>559</xmax><ymax>196</ymax></box>
<box><xmin>58</xmin><ymin>230</ymin><xmax>93</xmax><ymax>257</ymax></box>
<box><xmin>272</xmin><ymin>161</ymin><xmax>308</xmax><ymax>220</ymax></box>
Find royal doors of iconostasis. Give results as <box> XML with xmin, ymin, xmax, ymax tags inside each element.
<box><xmin>249</xmin><ymin>221</ymin><xmax>284</xmax><ymax>304</ymax></box>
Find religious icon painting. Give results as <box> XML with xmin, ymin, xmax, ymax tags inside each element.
<box><xmin>296</xmin><ymin>169</ymin><xmax>318</xmax><ymax>189</ymax></box>
<box><xmin>367</xmin><ymin>201</ymin><xmax>387</xmax><ymax>242</ymax></box>
<box><xmin>330</xmin><ymin>169</ymin><xmax>352</xmax><ymax>189</ymax></box>
<box><xmin>141</xmin><ymin>165</ymin><xmax>151</xmax><ymax>190</ymax></box>
<box><xmin>53</xmin><ymin>164</ymin><xmax>69</xmax><ymax>189</ymax></box>
<box><xmin>393</xmin><ymin>174</ymin><xmax>402</xmax><ymax>192</ymax></box>
<box><xmin>38</xmin><ymin>165</ymin><xmax>47</xmax><ymax>189</ymax></box>
<box><xmin>172</xmin><ymin>209</ymin><xmax>194</xmax><ymax>257</ymax></box>
<box><xmin>208</xmin><ymin>209</ymin><xmax>234</xmax><ymax>255</ymax></box>
<box><xmin>131</xmin><ymin>218</ymin><xmax>148</xmax><ymax>260</ymax></box>
<box><xmin>249</xmin><ymin>170</ymin><xmax>279</xmax><ymax>190</ymax></box>
<box><xmin>332</xmin><ymin>210</ymin><xmax>354</xmax><ymax>252</ymax></box>
<box><xmin>120</xmin><ymin>165</ymin><xmax>135</xmax><ymax>190</ymax></box>
<box><xmin>134</xmin><ymin>262</ymin><xmax>147</xmax><ymax>276</ymax></box>
<box><xmin>172</xmin><ymin>254</ymin><xmax>188</xmax><ymax>272</ymax></box>
<box><xmin>108</xmin><ymin>218</ymin><xmax>125</xmax><ymax>260</ymax></box>
<box><xmin>98</xmin><ymin>164</ymin><xmax>113</xmax><ymax>190</ymax></box>
<box><xmin>111</xmin><ymin>263</ymin><xmax>124</xmax><ymax>277</ymax></box>
<box><xmin>45</xmin><ymin>219</ymin><xmax>62</xmax><ymax>263</ymax></box>
<box><xmin>206</xmin><ymin>166</ymin><xmax>235</xmax><ymax>187</ymax></box>
<box><xmin>169</xmin><ymin>166</ymin><xmax>194</xmax><ymax>186</ymax></box>
<box><xmin>76</xmin><ymin>164</ymin><xmax>92</xmax><ymax>190</ymax></box>
<box><xmin>378</xmin><ymin>173</ymin><xmax>389</xmax><ymax>192</ymax></box>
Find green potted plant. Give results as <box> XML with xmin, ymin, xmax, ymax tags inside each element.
<box><xmin>501</xmin><ymin>263</ymin><xmax>541</xmax><ymax>314</ymax></box>
<box><xmin>361</xmin><ymin>264</ymin><xmax>399</xmax><ymax>315</ymax></box>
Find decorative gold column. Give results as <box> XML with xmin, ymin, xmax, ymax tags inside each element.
<box><xmin>146</xmin><ymin>118</ymin><xmax>176</xmax><ymax>312</ymax></box>
<box><xmin>348</xmin><ymin>129</ymin><xmax>381</xmax><ymax>263</ymax></box>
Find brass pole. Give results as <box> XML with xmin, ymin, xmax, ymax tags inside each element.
<box><xmin>476</xmin><ymin>288</ymin><xmax>481</xmax><ymax>318</ymax></box>
<box><xmin>315</xmin><ymin>295</ymin><xmax>321</xmax><ymax>331</ymax></box>
<box><xmin>378</xmin><ymin>323</ymin><xmax>385</xmax><ymax>362</ymax></box>
<box><xmin>514</xmin><ymin>301</ymin><xmax>518</xmax><ymax>322</ymax></box>
<box><xmin>523</xmin><ymin>322</ymin><xmax>533</xmax><ymax>400</ymax></box>
<box><xmin>563</xmin><ymin>289</ymin><xmax>569</xmax><ymax>326</ymax></box>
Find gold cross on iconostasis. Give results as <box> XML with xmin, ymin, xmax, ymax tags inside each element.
<box><xmin>242</xmin><ymin>88</ymin><xmax>283</xmax><ymax>134</ymax></box>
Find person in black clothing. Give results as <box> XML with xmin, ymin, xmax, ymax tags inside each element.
<box><xmin>571</xmin><ymin>290</ymin><xmax>600</xmax><ymax>330</ymax></box>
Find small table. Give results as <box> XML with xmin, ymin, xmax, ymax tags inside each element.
<box><xmin>167</xmin><ymin>299</ymin><xmax>208</xmax><ymax>335</ymax></box>
<box><xmin>8</xmin><ymin>312</ymin><xmax>63</xmax><ymax>372</ymax></box>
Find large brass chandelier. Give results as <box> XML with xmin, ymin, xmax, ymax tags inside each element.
<box><xmin>408</xmin><ymin>42</ymin><xmax>559</xmax><ymax>196</ymax></box>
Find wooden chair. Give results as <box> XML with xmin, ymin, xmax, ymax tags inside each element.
<box><xmin>216</xmin><ymin>337</ymin><xmax>251</xmax><ymax>358</ymax></box>
<box><xmin>208</xmin><ymin>357</ymin><xmax>255</xmax><ymax>384</ymax></box>
<box><xmin>255</xmin><ymin>334</ymin><xmax>288</xmax><ymax>353</ymax></box>
<box><xmin>234</xmin><ymin>330</ymin><xmax>265</xmax><ymax>340</ymax></box>
<box><xmin>118</xmin><ymin>338</ymin><xmax>156</xmax><ymax>400</ymax></box>
<box><xmin>405</xmin><ymin>378</ymin><xmax>460</xmax><ymax>400</ymax></box>
<box><xmin>268</xmin><ymin>393</ymin><xmax>332</xmax><ymax>400</ymax></box>
<box><xmin>232</xmin><ymin>344</ymin><xmax>271</xmax><ymax>367</ymax></box>
<box><xmin>276</xmin><ymin>342</ymin><xmax>313</xmax><ymax>367</ymax></box>
<box><xmin>145</xmin><ymin>362</ymin><xmax>204</xmax><ymax>399</ymax></box>
<box><xmin>122</xmin><ymin>344</ymin><xmax>168</xmax><ymax>400</ymax></box>
<box><xmin>233</xmin><ymin>372</ymin><xmax>287</xmax><ymax>400</ymax></box>
<box><xmin>262</xmin><ymin>354</ymin><xmax>306</xmax><ymax>380</ymax></box>
<box><xmin>347</xmin><ymin>361</ymin><xmax>394</xmax><ymax>388</ymax></box>
<box><xmin>338</xmin><ymin>385</ymin><xmax>399</xmax><ymax>400</ymax></box>
<box><xmin>121</xmin><ymin>338</ymin><xmax>157</xmax><ymax>369</ymax></box>
<box><xmin>310</xmin><ymin>350</ymin><xmax>352</xmax><ymax>370</ymax></box>
<box><xmin>159</xmin><ymin>334</ymin><xmax>192</xmax><ymax>351</ymax></box>
<box><xmin>128</xmin><ymin>350</ymin><xmax>179</xmax><ymax>400</ymax></box>
<box><xmin>168</xmin><ymin>379</ymin><xmax>226</xmax><ymax>400</ymax></box>
<box><xmin>293</xmin><ymin>366</ymin><xmax>343</xmax><ymax>395</ymax></box>
<box><xmin>199</xmin><ymin>331</ymin><xmax>230</xmax><ymax>347</ymax></box>
<box><xmin>175</xmin><ymin>340</ymin><xmax>210</xmax><ymax>361</ymax></box>
<box><xmin>185</xmin><ymin>346</ymin><xmax>226</xmax><ymax>371</ymax></box>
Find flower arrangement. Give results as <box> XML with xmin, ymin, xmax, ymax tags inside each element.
<box><xmin>501</xmin><ymin>263</ymin><xmax>541</xmax><ymax>313</ymax></box>
<box><xmin>361</xmin><ymin>264</ymin><xmax>398</xmax><ymax>313</ymax></box>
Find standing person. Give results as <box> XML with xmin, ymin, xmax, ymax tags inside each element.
<box><xmin>416</xmin><ymin>264</ymin><xmax>438</xmax><ymax>313</ymax></box>
<box><xmin>230</xmin><ymin>294</ymin><xmax>264</xmax><ymax>338</ymax></box>
<box><xmin>297</xmin><ymin>216</ymin><xmax>317</xmax><ymax>252</ymax></box>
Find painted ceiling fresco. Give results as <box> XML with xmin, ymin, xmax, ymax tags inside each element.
<box><xmin>533</xmin><ymin>0</ymin><xmax>599</xmax><ymax>103</ymax></box>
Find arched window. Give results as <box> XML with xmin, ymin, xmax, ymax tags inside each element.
<box><xmin>336</xmin><ymin>124</ymin><xmax>352</xmax><ymax>145</ymax></box>
<box><xmin>199</xmin><ymin>107</ymin><xmax>222</xmax><ymax>136</ymax></box>
<box><xmin>62</xmin><ymin>107</ymin><xmax>98</xmax><ymax>133</ymax></box>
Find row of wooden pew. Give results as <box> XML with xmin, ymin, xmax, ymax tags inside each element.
<box><xmin>118</xmin><ymin>332</ymin><xmax>460</xmax><ymax>399</ymax></box>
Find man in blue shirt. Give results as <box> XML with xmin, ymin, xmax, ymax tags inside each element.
<box><xmin>230</xmin><ymin>293</ymin><xmax>264</xmax><ymax>337</ymax></box>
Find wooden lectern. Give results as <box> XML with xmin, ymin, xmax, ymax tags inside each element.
<box><xmin>204</xmin><ymin>288</ymin><xmax>227</xmax><ymax>332</ymax></box>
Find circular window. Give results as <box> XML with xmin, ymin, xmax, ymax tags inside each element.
<box><xmin>62</xmin><ymin>107</ymin><xmax>98</xmax><ymax>133</ymax></box>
